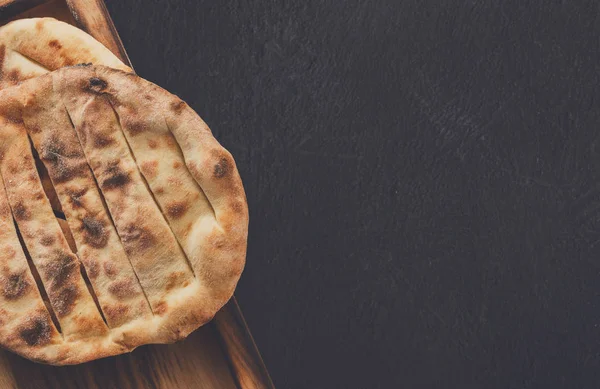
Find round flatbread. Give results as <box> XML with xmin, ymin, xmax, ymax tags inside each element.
<box><xmin>0</xmin><ymin>65</ymin><xmax>248</xmax><ymax>365</ymax></box>
<box><xmin>0</xmin><ymin>17</ymin><xmax>131</xmax><ymax>89</ymax></box>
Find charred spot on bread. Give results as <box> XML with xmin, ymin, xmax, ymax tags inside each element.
<box><xmin>39</xmin><ymin>138</ymin><xmax>86</xmax><ymax>183</ymax></box>
<box><xmin>52</xmin><ymin>284</ymin><xmax>79</xmax><ymax>317</ymax></box>
<box><xmin>103</xmin><ymin>261</ymin><xmax>117</xmax><ymax>279</ymax></box>
<box><xmin>13</xmin><ymin>201</ymin><xmax>31</xmax><ymax>221</ymax></box>
<box><xmin>126</xmin><ymin>121</ymin><xmax>147</xmax><ymax>136</ymax></box>
<box><xmin>19</xmin><ymin>315</ymin><xmax>52</xmax><ymax>346</ymax></box>
<box><xmin>87</xmin><ymin>77</ymin><xmax>108</xmax><ymax>94</ymax></box>
<box><xmin>121</xmin><ymin>224</ymin><xmax>155</xmax><ymax>251</ymax></box>
<box><xmin>40</xmin><ymin>234</ymin><xmax>56</xmax><ymax>247</ymax></box>
<box><xmin>65</xmin><ymin>187</ymin><xmax>88</xmax><ymax>208</ymax></box>
<box><xmin>108</xmin><ymin>279</ymin><xmax>138</xmax><ymax>299</ymax></box>
<box><xmin>170</xmin><ymin>100</ymin><xmax>186</xmax><ymax>114</ymax></box>
<box><xmin>86</xmin><ymin>258</ymin><xmax>100</xmax><ymax>279</ymax></box>
<box><xmin>81</xmin><ymin>216</ymin><xmax>108</xmax><ymax>249</ymax></box>
<box><xmin>3</xmin><ymin>107</ymin><xmax>23</xmax><ymax>124</ymax></box>
<box><xmin>166</xmin><ymin>201</ymin><xmax>189</xmax><ymax>219</ymax></box>
<box><xmin>101</xmin><ymin>162</ymin><xmax>131</xmax><ymax>190</ymax></box>
<box><xmin>44</xmin><ymin>252</ymin><xmax>78</xmax><ymax>291</ymax></box>
<box><xmin>6</xmin><ymin>69</ymin><xmax>20</xmax><ymax>84</ymax></box>
<box><xmin>48</xmin><ymin>40</ymin><xmax>62</xmax><ymax>49</ymax></box>
<box><xmin>2</xmin><ymin>270</ymin><xmax>30</xmax><ymax>300</ymax></box>
<box><xmin>6</xmin><ymin>160</ymin><xmax>19</xmax><ymax>174</ymax></box>
<box><xmin>231</xmin><ymin>200</ymin><xmax>245</xmax><ymax>214</ymax></box>
<box><xmin>213</xmin><ymin>156</ymin><xmax>230</xmax><ymax>178</ymax></box>
<box><xmin>39</xmin><ymin>139</ymin><xmax>65</xmax><ymax>164</ymax></box>
<box><xmin>92</xmin><ymin>132</ymin><xmax>116</xmax><ymax>148</ymax></box>
<box><xmin>103</xmin><ymin>303</ymin><xmax>129</xmax><ymax>322</ymax></box>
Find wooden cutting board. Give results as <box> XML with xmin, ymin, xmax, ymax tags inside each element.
<box><xmin>0</xmin><ymin>1</ymin><xmax>273</xmax><ymax>388</ymax></box>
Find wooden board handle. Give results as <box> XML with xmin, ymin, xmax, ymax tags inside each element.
<box><xmin>65</xmin><ymin>0</ymin><xmax>133</xmax><ymax>68</ymax></box>
<box><xmin>215</xmin><ymin>299</ymin><xmax>276</xmax><ymax>389</ymax></box>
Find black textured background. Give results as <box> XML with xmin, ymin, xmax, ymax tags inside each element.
<box><xmin>106</xmin><ymin>1</ymin><xmax>600</xmax><ymax>388</ymax></box>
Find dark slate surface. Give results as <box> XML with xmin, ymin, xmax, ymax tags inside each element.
<box><xmin>106</xmin><ymin>1</ymin><xmax>600</xmax><ymax>388</ymax></box>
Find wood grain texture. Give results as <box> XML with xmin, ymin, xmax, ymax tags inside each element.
<box><xmin>65</xmin><ymin>0</ymin><xmax>131</xmax><ymax>66</ymax></box>
<box><xmin>3</xmin><ymin>325</ymin><xmax>238</xmax><ymax>389</ymax></box>
<box><xmin>0</xmin><ymin>353</ymin><xmax>16</xmax><ymax>389</ymax></box>
<box><xmin>1</xmin><ymin>0</ymin><xmax>75</xmax><ymax>25</ymax></box>
<box><xmin>215</xmin><ymin>299</ymin><xmax>275</xmax><ymax>389</ymax></box>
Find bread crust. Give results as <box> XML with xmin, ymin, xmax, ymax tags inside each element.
<box><xmin>0</xmin><ymin>18</ymin><xmax>131</xmax><ymax>89</ymax></box>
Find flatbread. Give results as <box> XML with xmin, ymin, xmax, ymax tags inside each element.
<box><xmin>0</xmin><ymin>65</ymin><xmax>248</xmax><ymax>365</ymax></box>
<box><xmin>0</xmin><ymin>17</ymin><xmax>131</xmax><ymax>88</ymax></box>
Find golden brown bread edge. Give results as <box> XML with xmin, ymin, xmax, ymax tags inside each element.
<box><xmin>0</xmin><ymin>65</ymin><xmax>248</xmax><ymax>365</ymax></box>
<box><xmin>0</xmin><ymin>17</ymin><xmax>131</xmax><ymax>89</ymax></box>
